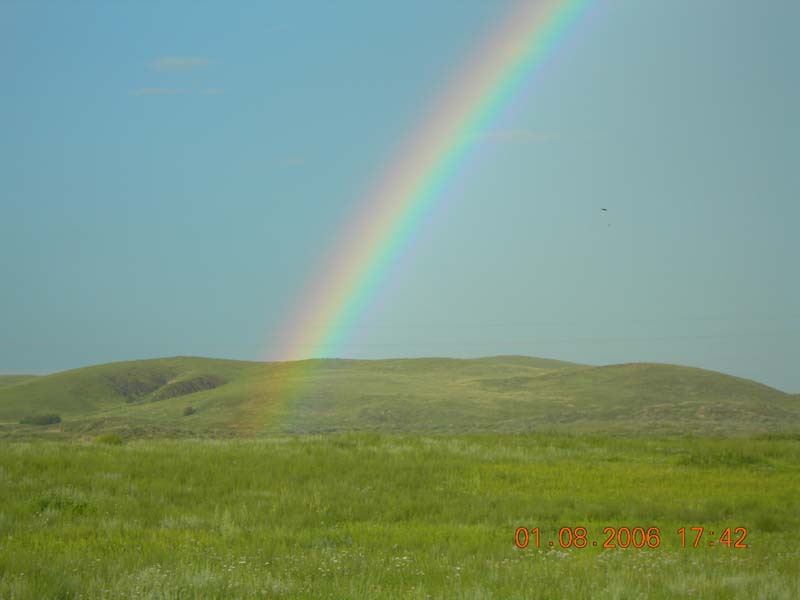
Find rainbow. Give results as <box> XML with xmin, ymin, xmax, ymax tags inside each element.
<box><xmin>271</xmin><ymin>0</ymin><xmax>592</xmax><ymax>364</ymax></box>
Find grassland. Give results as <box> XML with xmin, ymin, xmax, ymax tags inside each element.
<box><xmin>0</xmin><ymin>375</ymin><xmax>39</xmax><ymax>389</ymax></box>
<box><xmin>2</xmin><ymin>356</ymin><xmax>798</xmax><ymax>597</ymax></box>
<box><xmin>1</xmin><ymin>356</ymin><xmax>797</xmax><ymax>438</ymax></box>
<box><xmin>1</xmin><ymin>434</ymin><xmax>798</xmax><ymax>598</ymax></box>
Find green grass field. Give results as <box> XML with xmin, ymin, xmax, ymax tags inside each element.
<box><xmin>1</xmin><ymin>434</ymin><xmax>798</xmax><ymax>598</ymax></box>
<box><xmin>1</xmin><ymin>356</ymin><xmax>798</xmax><ymax>597</ymax></box>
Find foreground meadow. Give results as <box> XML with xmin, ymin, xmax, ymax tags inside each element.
<box><xmin>1</xmin><ymin>434</ymin><xmax>798</xmax><ymax>598</ymax></box>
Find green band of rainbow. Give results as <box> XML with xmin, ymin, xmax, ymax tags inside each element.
<box><xmin>272</xmin><ymin>0</ymin><xmax>592</xmax><ymax>363</ymax></box>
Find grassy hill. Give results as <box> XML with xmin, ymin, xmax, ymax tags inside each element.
<box><xmin>0</xmin><ymin>374</ymin><xmax>40</xmax><ymax>389</ymax></box>
<box><xmin>0</xmin><ymin>355</ymin><xmax>797</xmax><ymax>438</ymax></box>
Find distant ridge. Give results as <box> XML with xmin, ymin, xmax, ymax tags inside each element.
<box><xmin>0</xmin><ymin>356</ymin><xmax>797</xmax><ymax>438</ymax></box>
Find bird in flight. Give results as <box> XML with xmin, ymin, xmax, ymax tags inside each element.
<box><xmin>601</xmin><ymin>208</ymin><xmax>607</xmax><ymax>211</ymax></box>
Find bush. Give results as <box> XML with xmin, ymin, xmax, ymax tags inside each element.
<box><xmin>94</xmin><ymin>432</ymin><xmax>123</xmax><ymax>445</ymax></box>
<box><xmin>183</xmin><ymin>406</ymin><xmax>196</xmax><ymax>416</ymax></box>
<box><xmin>20</xmin><ymin>414</ymin><xmax>61</xmax><ymax>426</ymax></box>
<box><xmin>152</xmin><ymin>375</ymin><xmax>225</xmax><ymax>401</ymax></box>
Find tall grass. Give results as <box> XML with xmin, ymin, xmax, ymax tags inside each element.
<box><xmin>0</xmin><ymin>434</ymin><xmax>798</xmax><ymax>598</ymax></box>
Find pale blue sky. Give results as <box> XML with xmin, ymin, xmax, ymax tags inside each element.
<box><xmin>1</xmin><ymin>1</ymin><xmax>798</xmax><ymax>392</ymax></box>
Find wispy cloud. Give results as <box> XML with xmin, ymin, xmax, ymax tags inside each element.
<box><xmin>482</xmin><ymin>130</ymin><xmax>557</xmax><ymax>143</ymax></box>
<box><xmin>131</xmin><ymin>87</ymin><xmax>182</xmax><ymax>96</ymax></box>
<box><xmin>151</xmin><ymin>56</ymin><xmax>214</xmax><ymax>72</ymax></box>
<box><xmin>201</xmin><ymin>88</ymin><xmax>225</xmax><ymax>96</ymax></box>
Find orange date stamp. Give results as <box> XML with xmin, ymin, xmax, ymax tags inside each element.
<box><xmin>514</xmin><ymin>526</ymin><xmax>748</xmax><ymax>549</ymax></box>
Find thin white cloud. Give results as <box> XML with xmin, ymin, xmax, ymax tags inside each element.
<box><xmin>131</xmin><ymin>87</ymin><xmax>182</xmax><ymax>96</ymax></box>
<box><xmin>151</xmin><ymin>56</ymin><xmax>213</xmax><ymax>72</ymax></box>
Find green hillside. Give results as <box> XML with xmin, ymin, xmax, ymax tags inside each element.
<box><xmin>0</xmin><ymin>374</ymin><xmax>40</xmax><ymax>389</ymax></box>
<box><xmin>0</xmin><ymin>356</ymin><xmax>797</xmax><ymax>438</ymax></box>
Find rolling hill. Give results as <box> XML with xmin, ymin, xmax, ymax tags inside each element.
<box><xmin>0</xmin><ymin>374</ymin><xmax>40</xmax><ymax>389</ymax></box>
<box><xmin>0</xmin><ymin>356</ymin><xmax>797</xmax><ymax>438</ymax></box>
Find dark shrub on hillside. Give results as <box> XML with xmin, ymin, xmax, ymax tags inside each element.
<box><xmin>152</xmin><ymin>375</ymin><xmax>225</xmax><ymax>401</ymax></box>
<box><xmin>183</xmin><ymin>406</ymin><xmax>196</xmax><ymax>416</ymax></box>
<box><xmin>20</xmin><ymin>414</ymin><xmax>61</xmax><ymax>426</ymax></box>
<box><xmin>108</xmin><ymin>371</ymin><xmax>171</xmax><ymax>401</ymax></box>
